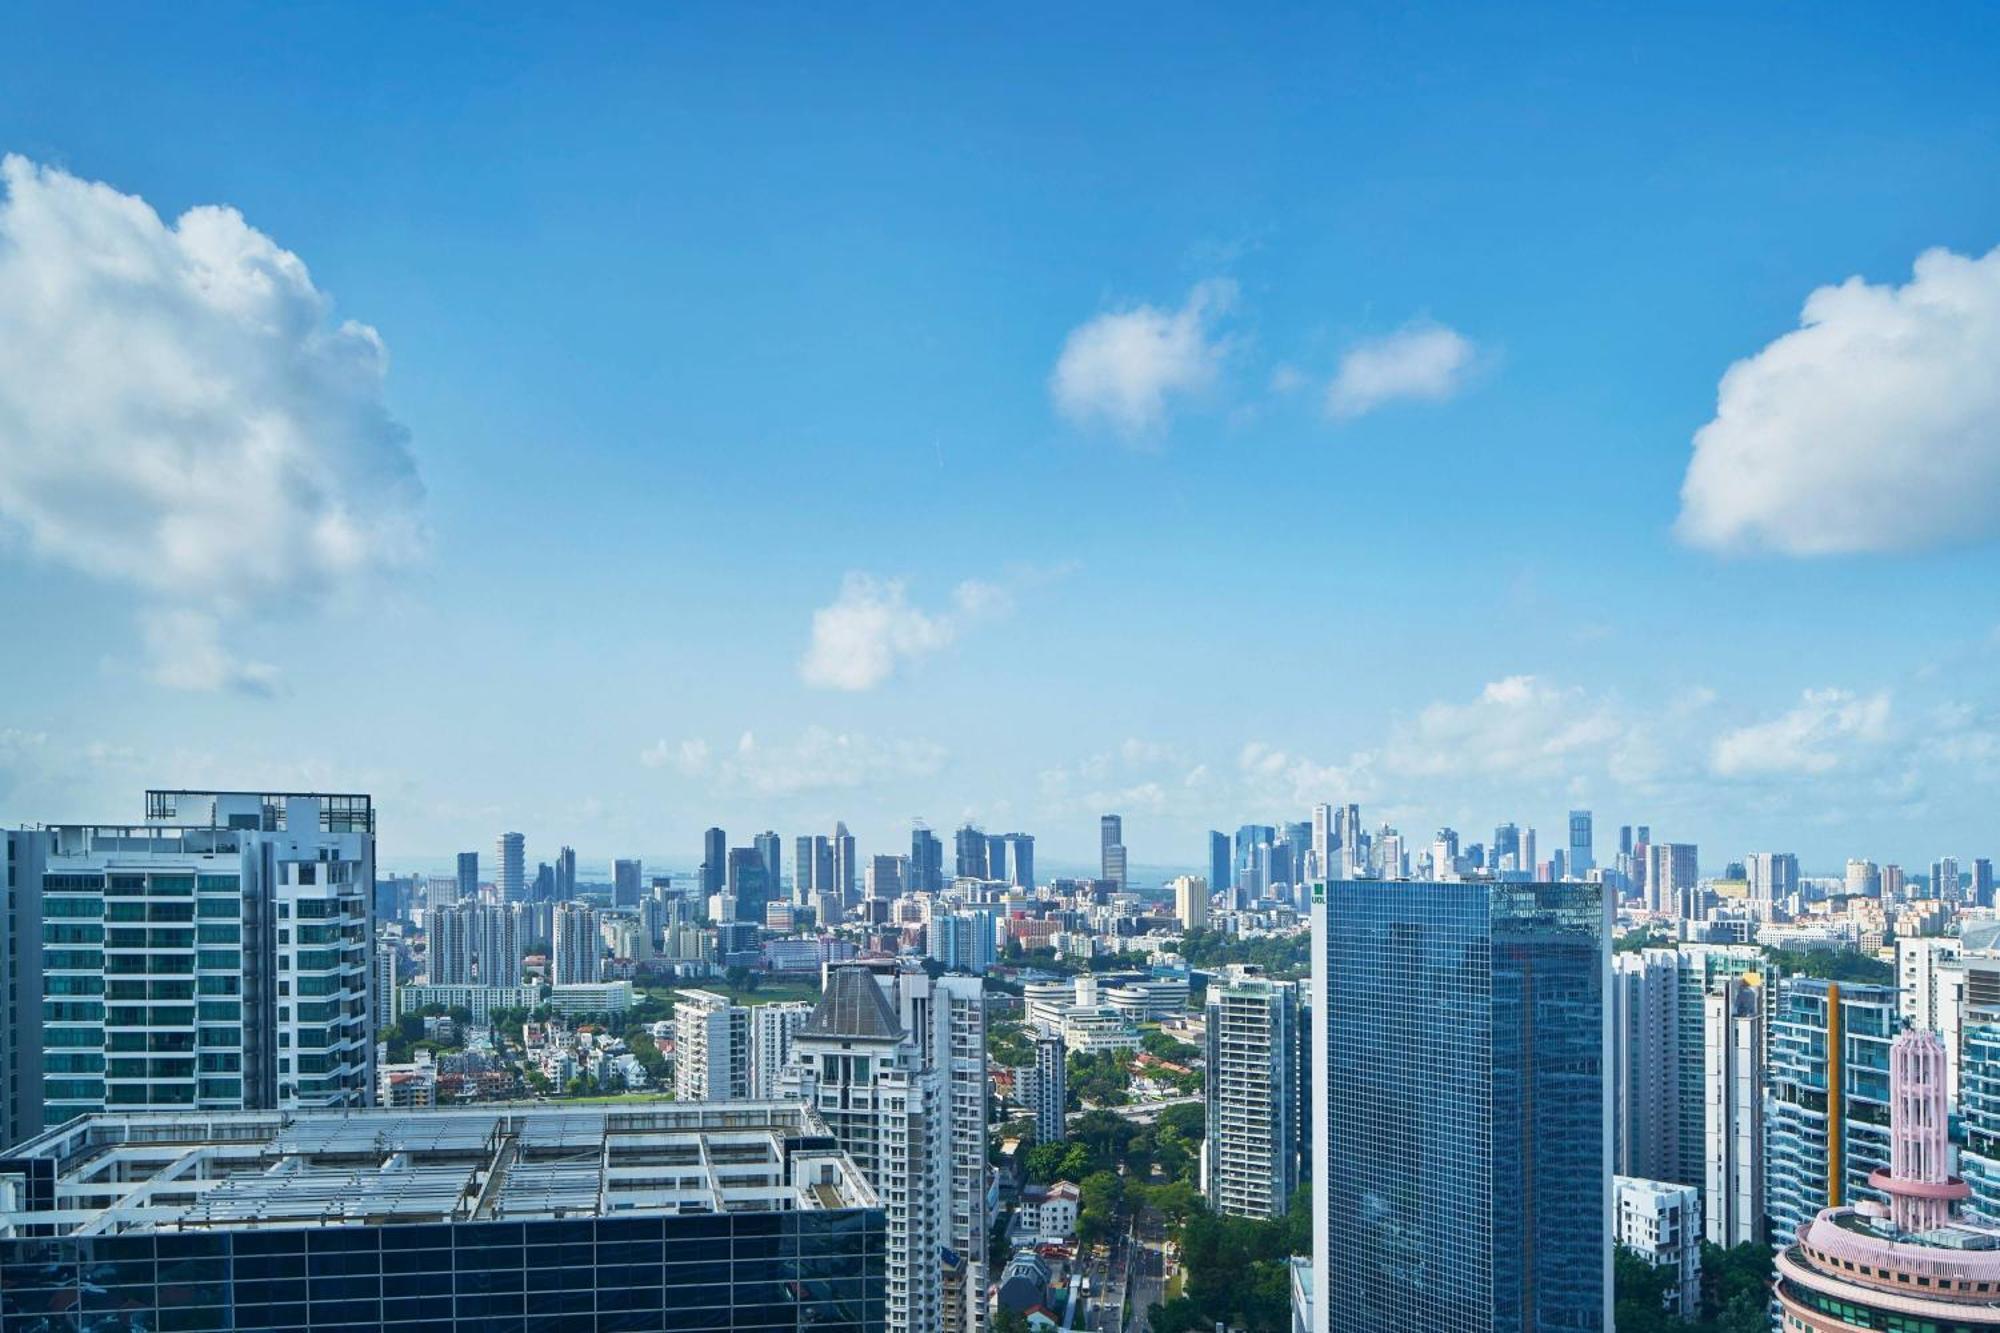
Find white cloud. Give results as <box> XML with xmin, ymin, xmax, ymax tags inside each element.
<box><xmin>140</xmin><ymin>610</ymin><xmax>279</xmax><ymax>696</ymax></box>
<box><xmin>1049</xmin><ymin>280</ymin><xmax>1235</xmax><ymax>435</ymax></box>
<box><xmin>1677</xmin><ymin>244</ymin><xmax>2000</xmax><ymax>555</ymax></box>
<box><xmin>1711</xmin><ymin>688</ymin><xmax>1893</xmax><ymax>777</ymax></box>
<box><xmin>1325</xmin><ymin>320</ymin><xmax>1475</xmax><ymax>418</ymax></box>
<box><xmin>0</xmin><ymin>155</ymin><xmax>424</xmax><ymax>689</ymax></box>
<box><xmin>799</xmin><ymin>574</ymin><xmax>959</xmax><ymax>690</ymax></box>
<box><xmin>800</xmin><ymin>569</ymin><xmax>1047</xmax><ymax>691</ymax></box>
<box><xmin>639</xmin><ymin>737</ymin><xmax>711</xmax><ymax>775</ymax></box>
<box><xmin>722</xmin><ymin>727</ymin><xmax>948</xmax><ymax>797</ymax></box>
<box><xmin>1383</xmin><ymin>675</ymin><xmax>1629</xmax><ymax>779</ymax></box>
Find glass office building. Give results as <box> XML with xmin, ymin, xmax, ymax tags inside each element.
<box><xmin>0</xmin><ymin>1102</ymin><xmax>886</xmax><ymax>1333</ymax></box>
<box><xmin>1309</xmin><ymin>879</ymin><xmax>1610</xmax><ymax>1333</ymax></box>
<box><xmin>1764</xmin><ymin>977</ymin><xmax>1896</xmax><ymax>1243</ymax></box>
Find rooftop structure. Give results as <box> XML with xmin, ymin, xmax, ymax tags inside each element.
<box><xmin>1776</xmin><ymin>1029</ymin><xmax>2000</xmax><ymax>1332</ymax></box>
<box><xmin>0</xmin><ymin>1102</ymin><xmax>884</xmax><ymax>1332</ymax></box>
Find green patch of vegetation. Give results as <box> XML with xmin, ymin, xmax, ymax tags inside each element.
<box><xmin>1173</xmin><ymin>928</ymin><xmax>1308</xmax><ymax>979</ymax></box>
<box><xmin>1068</xmin><ymin>1049</ymin><xmax>1135</xmax><ymax>1108</ymax></box>
<box><xmin>1146</xmin><ymin>1189</ymin><xmax>1307</xmax><ymax>1333</ymax></box>
<box><xmin>1764</xmin><ymin>947</ymin><xmax>1894</xmax><ymax>985</ymax></box>
<box><xmin>1614</xmin><ymin>1242</ymin><xmax>1771</xmax><ymax>1333</ymax></box>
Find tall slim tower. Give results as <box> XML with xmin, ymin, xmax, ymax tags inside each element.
<box><xmin>552</xmin><ymin>902</ymin><xmax>601</xmax><ymax>985</ymax></box>
<box><xmin>700</xmin><ymin>827</ymin><xmax>727</xmax><ymax>897</ymax></box>
<box><xmin>495</xmin><ymin>832</ymin><xmax>525</xmax><ymax>903</ymax></box>
<box><xmin>1703</xmin><ymin>976</ymin><xmax>1764</xmax><ymax>1245</ymax></box>
<box><xmin>1100</xmin><ymin>814</ymin><xmax>1127</xmax><ymax>890</ymax></box>
<box><xmin>1568</xmin><ymin>809</ymin><xmax>1594</xmax><ymax>876</ymax></box>
<box><xmin>554</xmin><ymin>845</ymin><xmax>576</xmax><ymax>900</ymax></box>
<box><xmin>1311</xmin><ymin>878</ymin><xmax>1608</xmax><ymax>1332</ymax></box>
<box><xmin>1203</xmin><ymin>965</ymin><xmax>1300</xmax><ymax>1218</ymax></box>
<box><xmin>454</xmin><ymin>851</ymin><xmax>479</xmax><ymax>902</ymax></box>
<box><xmin>832</xmin><ymin>822</ymin><xmax>857</xmax><ymax>907</ymax></box>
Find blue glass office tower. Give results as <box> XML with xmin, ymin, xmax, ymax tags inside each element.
<box><xmin>1309</xmin><ymin>879</ymin><xmax>1610</xmax><ymax>1333</ymax></box>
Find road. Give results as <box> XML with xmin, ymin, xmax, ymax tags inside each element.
<box><xmin>1121</xmin><ymin>1207</ymin><xmax>1168</xmax><ymax>1333</ymax></box>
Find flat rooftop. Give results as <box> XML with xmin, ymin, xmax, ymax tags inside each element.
<box><xmin>0</xmin><ymin>1101</ymin><xmax>876</xmax><ymax>1237</ymax></box>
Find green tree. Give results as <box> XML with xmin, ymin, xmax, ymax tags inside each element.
<box><xmin>1613</xmin><ymin>1246</ymin><xmax>1675</xmax><ymax>1333</ymax></box>
<box><xmin>1078</xmin><ymin>1170</ymin><xmax>1124</xmax><ymax>1245</ymax></box>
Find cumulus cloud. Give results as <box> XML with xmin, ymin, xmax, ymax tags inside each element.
<box><xmin>1326</xmin><ymin>320</ymin><xmax>1475</xmax><ymax>418</ymax></box>
<box><xmin>1678</xmin><ymin>244</ymin><xmax>2000</xmax><ymax>555</ymax></box>
<box><xmin>722</xmin><ymin>727</ymin><xmax>947</xmax><ymax>797</ymax></box>
<box><xmin>1384</xmin><ymin>675</ymin><xmax>1630</xmax><ymax>779</ymax></box>
<box><xmin>1711</xmin><ymin>688</ymin><xmax>1893</xmax><ymax>777</ymax></box>
<box><xmin>639</xmin><ymin>737</ymin><xmax>711</xmax><ymax>775</ymax></box>
<box><xmin>800</xmin><ymin>568</ymin><xmax>1057</xmax><ymax>691</ymax></box>
<box><xmin>1050</xmin><ymin>280</ymin><xmax>1235</xmax><ymax>435</ymax></box>
<box><xmin>0</xmin><ymin>155</ymin><xmax>424</xmax><ymax>689</ymax></box>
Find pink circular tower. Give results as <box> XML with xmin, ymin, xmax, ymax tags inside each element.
<box><xmin>1869</xmin><ymin>1028</ymin><xmax>1971</xmax><ymax>1233</ymax></box>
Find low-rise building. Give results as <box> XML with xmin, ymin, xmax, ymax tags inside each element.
<box><xmin>1613</xmin><ymin>1175</ymin><xmax>1702</xmax><ymax>1318</ymax></box>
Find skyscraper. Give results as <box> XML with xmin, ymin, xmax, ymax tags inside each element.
<box><xmin>495</xmin><ymin>831</ymin><xmax>525</xmax><ymax>903</ymax></box>
<box><xmin>953</xmin><ymin>823</ymin><xmax>988</xmax><ymax>880</ymax></box>
<box><xmin>795</xmin><ymin>833</ymin><xmax>833</xmax><ymax>907</ymax></box>
<box><xmin>612</xmin><ymin>857</ymin><xmax>642</xmax><ymax>908</ymax></box>
<box><xmin>1003</xmin><ymin>832</ymin><xmax>1035</xmax><ymax>889</ymax></box>
<box><xmin>1977</xmin><ymin>858</ymin><xmax>1996</xmax><ymax>908</ymax></box>
<box><xmin>832</xmin><ymin>822</ymin><xmax>857</xmax><ymax>906</ymax></box>
<box><xmin>0</xmin><ymin>830</ymin><xmax>40</xmax><ymax>1148</ymax></box>
<box><xmin>1207</xmin><ymin>831</ymin><xmax>1231</xmax><ymax>906</ymax></box>
<box><xmin>1310</xmin><ymin>803</ymin><xmax>1334</xmax><ymax>880</ymax></box>
<box><xmin>783</xmin><ymin>964</ymin><xmax>988</xmax><ymax>1333</ymax></box>
<box><xmin>754</xmin><ymin>831</ymin><xmax>782</xmax><ymax>900</ymax></box>
<box><xmin>985</xmin><ymin>833</ymin><xmax>1009</xmax><ymax>885</ymax></box>
<box><xmin>910</xmin><ymin>825</ymin><xmax>944</xmax><ymax>893</ymax></box>
<box><xmin>1767</xmin><ymin>977</ymin><xmax>1898</xmax><ymax>1240</ymax></box>
<box><xmin>1646</xmin><ymin>842</ymin><xmax>1700</xmax><ymax>917</ymax></box>
<box><xmin>554</xmin><ymin>845</ymin><xmax>576</xmax><ymax>900</ymax></box>
<box><xmin>1203</xmin><ymin>964</ymin><xmax>1301</xmax><ymax>1219</ymax></box>
<box><xmin>727</xmin><ymin>846</ymin><xmax>775</xmax><ymax>926</ymax></box>
<box><xmin>551</xmin><ymin>901</ymin><xmax>601</xmax><ymax>985</ymax></box>
<box><xmin>1172</xmin><ymin>874</ymin><xmax>1209</xmax><ymax>930</ymax></box>
<box><xmin>1492</xmin><ymin>822</ymin><xmax>1521</xmax><ymax>872</ymax></box>
<box><xmin>1933</xmin><ymin>856</ymin><xmax>1963</xmax><ymax>902</ymax></box>
<box><xmin>749</xmin><ymin>999</ymin><xmax>812</xmax><ymax>1098</ymax></box>
<box><xmin>1100</xmin><ymin>814</ymin><xmax>1127</xmax><ymax>890</ymax></box>
<box><xmin>1568</xmin><ymin>809</ymin><xmax>1593</xmax><ymax>876</ymax></box>
<box><xmin>1311</xmin><ymin>878</ymin><xmax>1609</xmax><ymax>1332</ymax></box>
<box><xmin>454</xmin><ymin>850</ymin><xmax>478</xmax><ymax>903</ymax></box>
<box><xmin>701</xmin><ymin>826</ymin><xmax>727</xmax><ymax>897</ymax></box>
<box><xmin>1703</xmin><ymin>976</ymin><xmax>1764</xmax><ymax>1246</ymax></box>
<box><xmin>1029</xmin><ymin>1027</ymin><xmax>1067</xmax><ymax>1144</ymax></box>
<box><xmin>19</xmin><ymin>789</ymin><xmax>377</xmax><ymax>1141</ymax></box>
<box><xmin>1747</xmin><ymin>851</ymin><xmax>1799</xmax><ymax>908</ymax></box>
<box><xmin>675</xmin><ymin>988</ymin><xmax>750</xmax><ymax>1101</ymax></box>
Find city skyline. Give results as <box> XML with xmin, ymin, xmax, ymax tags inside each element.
<box><xmin>1</xmin><ymin>8</ymin><xmax>1998</xmax><ymax>868</ymax></box>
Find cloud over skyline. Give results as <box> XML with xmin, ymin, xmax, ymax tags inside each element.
<box><xmin>0</xmin><ymin>155</ymin><xmax>425</xmax><ymax>691</ymax></box>
<box><xmin>1678</xmin><ymin>244</ymin><xmax>2000</xmax><ymax>556</ymax></box>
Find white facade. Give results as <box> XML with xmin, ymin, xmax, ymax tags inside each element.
<box><xmin>675</xmin><ymin>988</ymin><xmax>750</xmax><ymax>1102</ymax></box>
<box><xmin>1900</xmin><ymin>937</ymin><xmax>1967</xmax><ymax>1104</ymax></box>
<box><xmin>748</xmin><ymin>1000</ymin><xmax>810</xmax><ymax>1098</ymax></box>
<box><xmin>1702</xmin><ymin>977</ymin><xmax>1763</xmax><ymax>1246</ymax></box>
<box><xmin>1203</xmin><ymin>965</ymin><xmax>1300</xmax><ymax>1219</ymax></box>
<box><xmin>552</xmin><ymin>901</ymin><xmax>601</xmax><ymax>984</ymax></box>
<box><xmin>1171</xmin><ymin>874</ymin><xmax>1209</xmax><ymax>930</ymax></box>
<box><xmin>1614</xmin><ymin>1176</ymin><xmax>1702</xmax><ymax>1317</ymax></box>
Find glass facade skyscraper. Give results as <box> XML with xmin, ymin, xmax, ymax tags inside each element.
<box><xmin>1765</xmin><ymin>977</ymin><xmax>1896</xmax><ymax>1242</ymax></box>
<box><xmin>1310</xmin><ymin>879</ymin><xmax>1609</xmax><ymax>1333</ymax></box>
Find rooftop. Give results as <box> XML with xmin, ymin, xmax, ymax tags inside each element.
<box><xmin>0</xmin><ymin>1101</ymin><xmax>876</xmax><ymax>1238</ymax></box>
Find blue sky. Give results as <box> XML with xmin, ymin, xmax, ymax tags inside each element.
<box><xmin>1</xmin><ymin>4</ymin><xmax>1998</xmax><ymax>876</ymax></box>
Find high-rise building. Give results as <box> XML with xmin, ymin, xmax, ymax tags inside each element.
<box><xmin>1883</xmin><ymin>863</ymin><xmax>1907</xmax><ymax>899</ymax></box>
<box><xmin>953</xmin><ymin>823</ymin><xmax>988</xmax><ymax>880</ymax></box>
<box><xmin>928</xmin><ymin>911</ymin><xmax>997</xmax><ymax>974</ymax></box>
<box><xmin>554</xmin><ymin>845</ymin><xmax>576</xmax><ymax>900</ymax></box>
<box><xmin>1568</xmin><ymin>809</ymin><xmax>1593</xmax><ymax>876</ymax></box>
<box><xmin>1029</xmin><ymin>1027</ymin><xmax>1067</xmax><ymax>1144</ymax></box>
<box><xmin>1203</xmin><ymin>964</ymin><xmax>1300</xmax><ymax>1220</ymax></box>
<box><xmin>16</xmin><ymin>789</ymin><xmax>376</xmax><ymax>1142</ymax></box>
<box><xmin>1099</xmin><ymin>814</ymin><xmax>1127</xmax><ymax>891</ymax></box>
<box><xmin>832</xmin><ymin>823</ymin><xmax>857</xmax><ymax>907</ymax></box>
<box><xmin>727</xmin><ymin>846</ymin><xmax>775</xmax><ymax>926</ymax></box>
<box><xmin>1310</xmin><ymin>879</ymin><xmax>1608</xmax><ymax>1333</ymax></box>
<box><xmin>1492</xmin><ymin>822</ymin><xmax>1521</xmax><ymax>872</ymax></box>
<box><xmin>1933</xmin><ymin>856</ymin><xmax>1963</xmax><ymax>902</ymax></box>
<box><xmin>701</xmin><ymin>827</ymin><xmax>727</xmax><ymax>897</ymax></box>
<box><xmin>1610</xmin><ymin>944</ymin><xmax>1762</xmax><ymax>1187</ymax></box>
<box><xmin>796</xmin><ymin>833</ymin><xmax>833</xmax><ymax>907</ymax></box>
<box><xmin>1977</xmin><ymin>858</ymin><xmax>1996</xmax><ymax>908</ymax></box>
<box><xmin>2</xmin><ymin>830</ymin><xmax>43</xmax><ymax>1148</ymax></box>
<box><xmin>1171</xmin><ymin>874</ymin><xmax>1209</xmax><ymax>931</ymax></box>
<box><xmin>454</xmin><ymin>850</ymin><xmax>478</xmax><ymax>903</ymax></box>
<box><xmin>495</xmin><ymin>831</ymin><xmax>525</xmax><ymax>903</ymax></box>
<box><xmin>1844</xmin><ymin>858</ymin><xmax>1882</xmax><ymax>898</ymax></box>
<box><xmin>910</xmin><ymin>825</ymin><xmax>944</xmax><ymax>894</ymax></box>
<box><xmin>1207</xmin><ymin>831</ymin><xmax>1231</xmax><ymax>905</ymax></box>
<box><xmin>675</xmin><ymin>988</ymin><xmax>750</xmax><ymax>1101</ymax></box>
<box><xmin>753</xmin><ymin>831</ymin><xmax>781</xmax><ymax>900</ymax></box>
<box><xmin>0</xmin><ymin>1102</ymin><xmax>886</xmax><ymax>1333</ymax></box>
<box><xmin>1958</xmin><ymin>955</ymin><xmax>2000</xmax><ymax>1224</ymax></box>
<box><xmin>1646</xmin><ymin>842</ymin><xmax>1700</xmax><ymax>917</ymax></box>
<box><xmin>1003</xmin><ymin>833</ymin><xmax>1036</xmax><ymax>890</ymax></box>
<box><xmin>985</xmin><ymin>833</ymin><xmax>1009</xmax><ymax>885</ymax></box>
<box><xmin>1519</xmin><ymin>826</ymin><xmax>1536</xmax><ymax>879</ymax></box>
<box><xmin>748</xmin><ymin>999</ymin><xmax>812</xmax><ymax>1099</ymax></box>
<box><xmin>1767</xmin><ymin>977</ymin><xmax>1898</xmax><ymax>1240</ymax></box>
<box><xmin>472</xmin><ymin>902</ymin><xmax>523</xmax><ymax>987</ymax></box>
<box><xmin>612</xmin><ymin>857</ymin><xmax>642</xmax><ymax>908</ymax></box>
<box><xmin>1309</xmin><ymin>804</ymin><xmax>1334</xmax><ymax>881</ymax></box>
<box><xmin>551</xmin><ymin>901</ymin><xmax>601</xmax><ymax>985</ymax></box>
<box><xmin>782</xmin><ymin>964</ymin><xmax>987</xmax><ymax>1333</ymax></box>
<box><xmin>1613</xmin><ymin>1176</ymin><xmax>1701</xmax><ymax>1318</ymax></box>
<box><xmin>863</xmin><ymin>854</ymin><xmax>904</xmax><ymax>905</ymax></box>
<box><xmin>1747</xmin><ymin>851</ymin><xmax>1800</xmax><ymax>908</ymax></box>
<box><xmin>1773</xmin><ymin>1030</ymin><xmax>1994</xmax><ymax>1333</ymax></box>
<box><xmin>1703</xmin><ymin>975</ymin><xmax>1764</xmax><ymax>1246</ymax></box>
